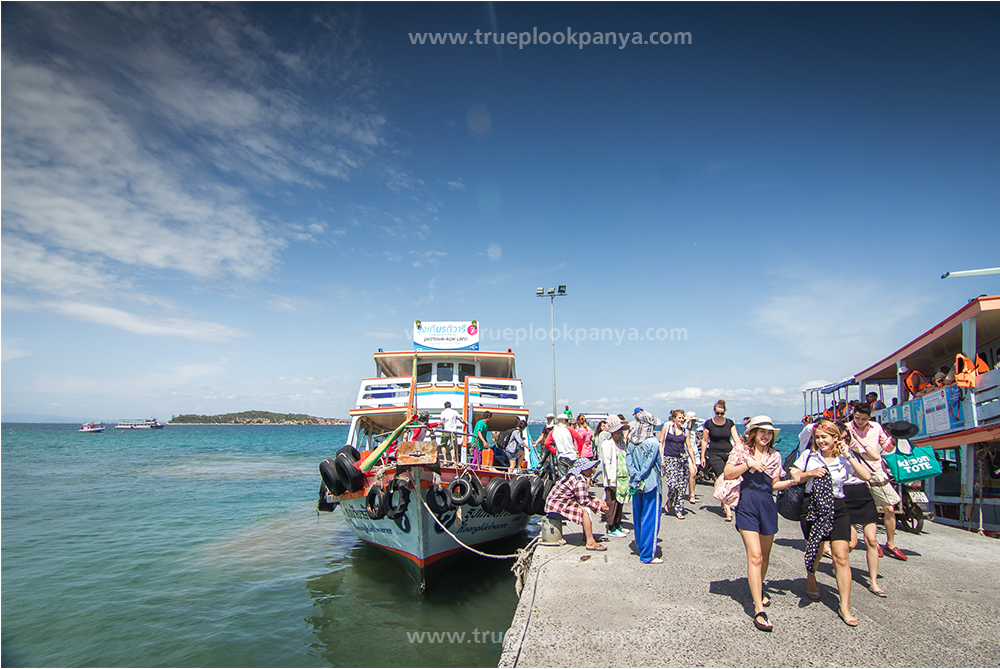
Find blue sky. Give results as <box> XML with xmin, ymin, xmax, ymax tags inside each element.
<box><xmin>2</xmin><ymin>3</ymin><xmax>998</xmax><ymax>423</ymax></box>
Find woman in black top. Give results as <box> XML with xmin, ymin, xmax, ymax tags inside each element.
<box><xmin>701</xmin><ymin>399</ymin><xmax>743</xmax><ymax>521</ymax></box>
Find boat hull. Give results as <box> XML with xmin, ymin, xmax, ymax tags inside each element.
<box><xmin>336</xmin><ymin>468</ymin><xmax>531</xmax><ymax>591</ymax></box>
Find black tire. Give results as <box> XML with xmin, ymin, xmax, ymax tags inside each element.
<box><xmin>466</xmin><ymin>474</ymin><xmax>485</xmax><ymax>507</ymax></box>
<box><xmin>482</xmin><ymin>477</ymin><xmax>511</xmax><ymax>516</ymax></box>
<box><xmin>507</xmin><ymin>476</ymin><xmax>532</xmax><ymax>514</ymax></box>
<box><xmin>426</xmin><ymin>485</ymin><xmax>454</xmax><ymax>514</ymax></box>
<box><xmin>385</xmin><ymin>479</ymin><xmax>411</xmax><ymax>520</ymax></box>
<box><xmin>337</xmin><ymin>445</ymin><xmax>361</xmax><ymax>462</ymax></box>
<box><xmin>366</xmin><ymin>485</ymin><xmax>387</xmax><ymax>520</ymax></box>
<box><xmin>541</xmin><ymin>479</ymin><xmax>554</xmax><ymax>510</ymax></box>
<box><xmin>448</xmin><ymin>477</ymin><xmax>473</xmax><ymax>506</ymax></box>
<box><xmin>335</xmin><ymin>452</ymin><xmax>365</xmax><ymax>493</ymax></box>
<box><xmin>320</xmin><ymin>458</ymin><xmax>347</xmax><ymax>496</ymax></box>
<box><xmin>529</xmin><ymin>478</ymin><xmax>546</xmax><ymax>515</ymax></box>
<box><xmin>318</xmin><ymin>481</ymin><xmax>337</xmax><ymax>512</ymax></box>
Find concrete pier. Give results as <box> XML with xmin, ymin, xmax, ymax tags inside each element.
<box><xmin>500</xmin><ymin>487</ymin><xmax>1000</xmax><ymax>667</ymax></box>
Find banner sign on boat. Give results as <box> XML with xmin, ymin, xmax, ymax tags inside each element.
<box><xmin>413</xmin><ymin>320</ymin><xmax>480</xmax><ymax>351</ymax></box>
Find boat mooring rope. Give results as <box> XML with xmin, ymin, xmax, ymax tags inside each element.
<box><xmin>418</xmin><ymin>495</ymin><xmax>540</xmax><ymax>562</ymax></box>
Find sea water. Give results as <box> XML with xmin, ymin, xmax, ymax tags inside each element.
<box><xmin>1</xmin><ymin>424</ymin><xmax>521</xmax><ymax>667</ymax></box>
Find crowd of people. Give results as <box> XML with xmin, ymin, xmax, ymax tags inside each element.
<box><xmin>530</xmin><ymin>397</ymin><xmax>913</xmax><ymax>633</ymax></box>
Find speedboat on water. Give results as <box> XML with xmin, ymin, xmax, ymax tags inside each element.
<box><xmin>79</xmin><ymin>422</ymin><xmax>106</xmax><ymax>433</ymax></box>
<box><xmin>317</xmin><ymin>320</ymin><xmax>548</xmax><ymax>591</ymax></box>
<box><xmin>115</xmin><ymin>418</ymin><xmax>165</xmax><ymax>429</ymax></box>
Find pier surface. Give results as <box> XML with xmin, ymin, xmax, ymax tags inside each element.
<box><xmin>500</xmin><ymin>487</ymin><xmax>999</xmax><ymax>667</ymax></box>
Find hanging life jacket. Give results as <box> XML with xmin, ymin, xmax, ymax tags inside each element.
<box><xmin>904</xmin><ymin>370</ymin><xmax>932</xmax><ymax>396</ymax></box>
<box><xmin>954</xmin><ymin>353</ymin><xmax>990</xmax><ymax>388</ymax></box>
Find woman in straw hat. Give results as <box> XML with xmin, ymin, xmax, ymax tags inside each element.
<box><xmin>724</xmin><ymin>416</ymin><xmax>795</xmax><ymax>632</ymax></box>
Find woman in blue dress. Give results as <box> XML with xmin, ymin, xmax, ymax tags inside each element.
<box><xmin>724</xmin><ymin>415</ymin><xmax>795</xmax><ymax>632</ymax></box>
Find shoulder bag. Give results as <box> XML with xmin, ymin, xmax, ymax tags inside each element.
<box><xmin>776</xmin><ymin>451</ymin><xmax>811</xmax><ymax>521</ymax></box>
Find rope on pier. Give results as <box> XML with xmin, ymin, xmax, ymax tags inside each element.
<box><xmin>418</xmin><ymin>495</ymin><xmax>540</xmax><ymax>561</ymax></box>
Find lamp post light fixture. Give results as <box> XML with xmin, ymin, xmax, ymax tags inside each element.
<box><xmin>536</xmin><ymin>285</ymin><xmax>568</xmax><ymax>417</ymax></box>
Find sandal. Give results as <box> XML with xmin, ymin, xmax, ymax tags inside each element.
<box><xmin>585</xmin><ymin>544</ymin><xmax>607</xmax><ymax>551</ymax></box>
<box><xmin>676</xmin><ymin>511</ymin><xmax>685</xmax><ymax>520</ymax></box>
<box><xmin>806</xmin><ymin>589</ymin><xmax>820</xmax><ymax>601</ymax></box>
<box><xmin>753</xmin><ymin>611</ymin><xmax>773</xmax><ymax>632</ymax></box>
<box><xmin>838</xmin><ymin>610</ymin><xmax>859</xmax><ymax>627</ymax></box>
<box><xmin>761</xmin><ymin>595</ymin><xmax>771</xmax><ymax>608</ymax></box>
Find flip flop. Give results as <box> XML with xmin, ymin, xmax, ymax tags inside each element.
<box><xmin>724</xmin><ymin>516</ymin><xmax>733</xmax><ymax>522</ymax></box>
<box><xmin>838</xmin><ymin>611</ymin><xmax>859</xmax><ymax>627</ymax></box>
<box><xmin>585</xmin><ymin>544</ymin><xmax>607</xmax><ymax>551</ymax></box>
<box><xmin>806</xmin><ymin>589</ymin><xmax>820</xmax><ymax>601</ymax></box>
<box><xmin>761</xmin><ymin>595</ymin><xmax>771</xmax><ymax>608</ymax></box>
<box><xmin>867</xmin><ymin>586</ymin><xmax>888</xmax><ymax>598</ymax></box>
<box><xmin>753</xmin><ymin>611</ymin><xmax>773</xmax><ymax>632</ymax></box>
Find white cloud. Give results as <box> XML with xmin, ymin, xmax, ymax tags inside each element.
<box><xmin>445</xmin><ymin>179</ymin><xmax>465</xmax><ymax>190</ymax></box>
<box><xmin>2</xmin><ymin>339</ymin><xmax>31</xmax><ymax>362</ymax></box>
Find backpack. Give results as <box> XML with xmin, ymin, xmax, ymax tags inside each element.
<box><xmin>497</xmin><ymin>428</ymin><xmax>517</xmax><ymax>453</ymax></box>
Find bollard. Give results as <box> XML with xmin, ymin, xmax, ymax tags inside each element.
<box><xmin>540</xmin><ymin>514</ymin><xmax>565</xmax><ymax>545</ymax></box>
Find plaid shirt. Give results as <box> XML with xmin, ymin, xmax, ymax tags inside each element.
<box><xmin>629</xmin><ymin>410</ymin><xmax>658</xmax><ymax>444</ymax></box>
<box><xmin>543</xmin><ymin>474</ymin><xmax>602</xmax><ymax>525</ymax></box>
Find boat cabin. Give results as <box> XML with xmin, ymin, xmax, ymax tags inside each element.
<box><xmin>854</xmin><ymin>295</ymin><xmax>1000</xmax><ymax>534</ymax></box>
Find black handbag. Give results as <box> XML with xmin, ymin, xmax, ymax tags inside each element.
<box><xmin>776</xmin><ymin>450</ymin><xmax>811</xmax><ymax>521</ymax></box>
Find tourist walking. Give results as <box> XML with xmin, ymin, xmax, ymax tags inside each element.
<box><xmin>544</xmin><ymin>414</ymin><xmax>582</xmax><ymax>478</ymax></box>
<box><xmin>684</xmin><ymin>411</ymin><xmax>700</xmax><ymax>503</ymax></box>
<box><xmin>724</xmin><ymin>416</ymin><xmax>795</xmax><ymax>632</ymax></box>
<box><xmin>598</xmin><ymin>416</ymin><xmax>630</xmax><ymax>537</ymax></box>
<box><xmin>789</xmin><ymin>419</ymin><xmax>873</xmax><ymax>627</ymax></box>
<box><xmin>575</xmin><ymin>413</ymin><xmax>594</xmax><ymax>458</ymax></box>
<box><xmin>659</xmin><ymin>410</ymin><xmax>690</xmax><ymax>519</ymax></box>
<box><xmin>701</xmin><ymin>399</ymin><xmax>742</xmax><ymax>521</ymax></box>
<box><xmin>543</xmin><ymin>458</ymin><xmax>609</xmax><ymax>551</ymax></box>
<box><xmin>627</xmin><ymin>434</ymin><xmax>662</xmax><ymax>564</ymax></box>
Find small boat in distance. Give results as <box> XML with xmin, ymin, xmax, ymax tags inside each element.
<box><xmin>79</xmin><ymin>422</ymin><xmax>106</xmax><ymax>433</ymax></box>
<box><xmin>115</xmin><ymin>418</ymin><xmax>165</xmax><ymax>429</ymax></box>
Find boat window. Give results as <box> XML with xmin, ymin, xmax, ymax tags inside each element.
<box><xmin>416</xmin><ymin>363</ymin><xmax>432</xmax><ymax>383</ymax></box>
<box><xmin>933</xmin><ymin>448</ymin><xmax>961</xmax><ymax>497</ymax></box>
<box><xmin>458</xmin><ymin>363</ymin><xmax>476</xmax><ymax>382</ymax></box>
<box><xmin>436</xmin><ymin>363</ymin><xmax>454</xmax><ymax>382</ymax></box>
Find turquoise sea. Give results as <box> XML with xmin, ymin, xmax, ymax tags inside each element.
<box><xmin>1</xmin><ymin>424</ymin><xmax>522</xmax><ymax>668</ymax></box>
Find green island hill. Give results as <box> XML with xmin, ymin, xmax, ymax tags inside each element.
<box><xmin>169</xmin><ymin>411</ymin><xmax>349</xmax><ymax>425</ymax></box>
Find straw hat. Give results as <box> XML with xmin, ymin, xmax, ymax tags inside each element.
<box><xmin>746</xmin><ymin>415</ymin><xmax>780</xmax><ymax>434</ymax></box>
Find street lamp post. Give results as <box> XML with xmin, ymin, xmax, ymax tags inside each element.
<box><xmin>536</xmin><ymin>285</ymin><xmax>567</xmax><ymax>417</ymax></box>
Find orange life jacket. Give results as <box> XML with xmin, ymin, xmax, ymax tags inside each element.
<box><xmin>954</xmin><ymin>353</ymin><xmax>990</xmax><ymax>388</ymax></box>
<box><xmin>904</xmin><ymin>370</ymin><xmax>932</xmax><ymax>396</ymax></box>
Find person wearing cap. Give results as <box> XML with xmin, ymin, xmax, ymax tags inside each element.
<box><xmin>598</xmin><ymin>416</ymin><xmax>631</xmax><ymax>537</ymax></box>
<box><xmin>846</xmin><ymin>402</ymin><xmax>907</xmax><ymax>570</ymax></box>
<box><xmin>543</xmin><ymin>458</ymin><xmax>609</xmax><ymax>551</ymax></box>
<box><xmin>544</xmin><ymin>414</ymin><xmax>584</xmax><ymax>478</ymax></box>
<box><xmin>724</xmin><ymin>416</ymin><xmax>796</xmax><ymax>632</ymax></box>
<box><xmin>683</xmin><ymin>411</ymin><xmax>701</xmax><ymax>503</ymax></box>
<box><xmin>626</xmin><ymin>431</ymin><xmax>662</xmax><ymax>564</ymax></box>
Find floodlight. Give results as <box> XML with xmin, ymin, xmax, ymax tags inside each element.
<box><xmin>557</xmin><ymin>285</ymin><xmax>566</xmax><ymax>295</ymax></box>
<box><xmin>536</xmin><ymin>287</ymin><xmax>544</xmax><ymax>296</ymax></box>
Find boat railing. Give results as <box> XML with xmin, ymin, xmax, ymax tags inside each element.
<box><xmin>466</xmin><ymin>376</ymin><xmax>523</xmax><ymax>407</ymax></box>
<box><xmin>356</xmin><ymin>377</ymin><xmax>412</xmax><ymax>408</ymax></box>
<box><xmin>872</xmin><ymin>370</ymin><xmax>1000</xmax><ymax>440</ymax></box>
<box><xmin>973</xmin><ymin>368</ymin><xmax>1000</xmax><ymax>425</ymax></box>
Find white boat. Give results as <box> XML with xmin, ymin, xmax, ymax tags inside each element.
<box><xmin>115</xmin><ymin>418</ymin><xmax>165</xmax><ymax>429</ymax></box>
<box><xmin>79</xmin><ymin>422</ymin><xmax>106</xmax><ymax>433</ymax></box>
<box><xmin>318</xmin><ymin>320</ymin><xmax>543</xmax><ymax>591</ymax></box>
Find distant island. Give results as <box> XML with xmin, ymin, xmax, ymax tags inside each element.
<box><xmin>169</xmin><ymin>411</ymin><xmax>349</xmax><ymax>425</ymax></box>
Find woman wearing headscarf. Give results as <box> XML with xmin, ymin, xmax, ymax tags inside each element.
<box><xmin>598</xmin><ymin>416</ymin><xmax>630</xmax><ymax>537</ymax></box>
<box><xmin>659</xmin><ymin>410</ymin><xmax>690</xmax><ymax>519</ymax></box>
<box><xmin>724</xmin><ymin>416</ymin><xmax>795</xmax><ymax>632</ymax></box>
<box><xmin>626</xmin><ymin>429</ymin><xmax>662</xmax><ymax>563</ymax></box>
<box><xmin>789</xmin><ymin>419</ymin><xmax>872</xmax><ymax>627</ymax></box>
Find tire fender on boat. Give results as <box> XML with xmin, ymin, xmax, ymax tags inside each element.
<box><xmin>465</xmin><ymin>473</ymin><xmax>485</xmax><ymax>507</ymax></box>
<box><xmin>506</xmin><ymin>476</ymin><xmax>532</xmax><ymax>515</ymax></box>
<box><xmin>482</xmin><ymin>477</ymin><xmax>511</xmax><ymax>516</ymax></box>
<box><xmin>447</xmin><ymin>477</ymin><xmax>473</xmax><ymax>506</ymax></box>
<box><xmin>337</xmin><ymin>445</ymin><xmax>361</xmax><ymax>462</ymax></box>
<box><xmin>334</xmin><ymin>452</ymin><xmax>366</xmax><ymax>493</ymax></box>
<box><xmin>320</xmin><ymin>458</ymin><xmax>347</xmax><ymax>496</ymax></box>
<box><xmin>425</xmin><ymin>484</ymin><xmax>453</xmax><ymax>514</ymax></box>
<box><xmin>318</xmin><ymin>481</ymin><xmax>337</xmax><ymax>512</ymax></box>
<box><xmin>365</xmin><ymin>485</ymin><xmax>387</xmax><ymax>520</ymax></box>
<box><xmin>385</xmin><ymin>479</ymin><xmax>411</xmax><ymax>520</ymax></box>
<box><xmin>528</xmin><ymin>477</ymin><xmax>546</xmax><ymax>515</ymax></box>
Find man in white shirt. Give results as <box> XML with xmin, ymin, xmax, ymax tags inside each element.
<box><xmin>545</xmin><ymin>415</ymin><xmax>582</xmax><ymax>478</ymax></box>
<box><xmin>438</xmin><ymin>402</ymin><xmax>466</xmax><ymax>462</ymax></box>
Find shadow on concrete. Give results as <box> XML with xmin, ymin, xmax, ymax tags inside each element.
<box><xmin>710</xmin><ymin>576</ymin><xmax>842</xmax><ymax>617</ymax></box>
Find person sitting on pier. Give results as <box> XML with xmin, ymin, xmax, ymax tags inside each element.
<box><xmin>544</xmin><ymin>458</ymin><xmax>608</xmax><ymax>551</ymax></box>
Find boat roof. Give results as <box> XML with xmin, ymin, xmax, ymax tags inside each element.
<box><xmin>374</xmin><ymin>349</ymin><xmax>516</xmax><ymax>379</ymax></box>
<box><xmin>855</xmin><ymin>295</ymin><xmax>1000</xmax><ymax>382</ymax></box>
